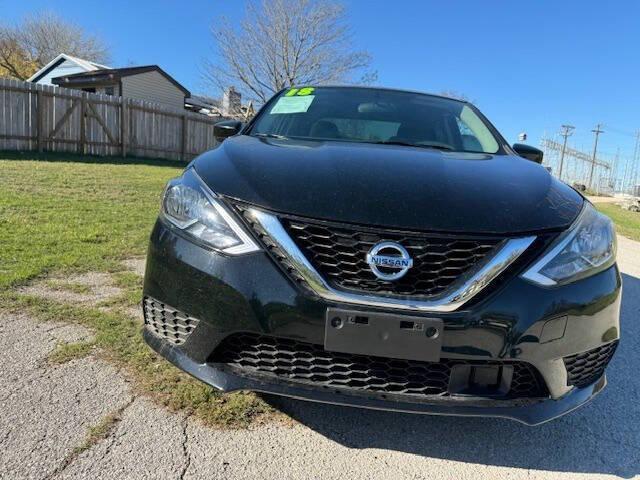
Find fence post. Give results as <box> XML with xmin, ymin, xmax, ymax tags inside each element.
<box><xmin>181</xmin><ymin>114</ymin><xmax>188</xmax><ymax>162</ymax></box>
<box><xmin>121</xmin><ymin>98</ymin><xmax>128</xmax><ymax>158</ymax></box>
<box><xmin>79</xmin><ymin>93</ymin><xmax>86</xmax><ymax>155</ymax></box>
<box><xmin>36</xmin><ymin>89</ymin><xmax>44</xmax><ymax>153</ymax></box>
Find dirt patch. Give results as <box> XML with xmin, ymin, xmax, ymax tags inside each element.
<box><xmin>125</xmin><ymin>306</ymin><xmax>144</xmax><ymax>323</ymax></box>
<box><xmin>121</xmin><ymin>258</ymin><xmax>146</xmax><ymax>277</ymax></box>
<box><xmin>45</xmin><ymin>322</ymin><xmax>94</xmax><ymax>344</ymax></box>
<box><xmin>18</xmin><ymin>272</ymin><xmax>122</xmax><ymax>306</ymax></box>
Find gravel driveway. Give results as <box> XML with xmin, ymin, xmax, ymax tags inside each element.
<box><xmin>1</xmin><ymin>238</ymin><xmax>639</xmax><ymax>480</ymax></box>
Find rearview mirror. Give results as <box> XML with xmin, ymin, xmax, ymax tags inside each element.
<box><xmin>512</xmin><ymin>143</ymin><xmax>543</xmax><ymax>164</ymax></box>
<box><xmin>214</xmin><ymin>120</ymin><xmax>243</xmax><ymax>142</ymax></box>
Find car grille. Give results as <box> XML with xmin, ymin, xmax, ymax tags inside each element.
<box><xmin>564</xmin><ymin>341</ymin><xmax>618</xmax><ymax>388</ymax></box>
<box><xmin>211</xmin><ymin>333</ymin><xmax>549</xmax><ymax>399</ymax></box>
<box><xmin>279</xmin><ymin>218</ymin><xmax>503</xmax><ymax>298</ymax></box>
<box><xmin>143</xmin><ymin>297</ymin><xmax>199</xmax><ymax>346</ymax></box>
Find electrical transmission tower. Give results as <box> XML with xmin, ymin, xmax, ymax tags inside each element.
<box><xmin>557</xmin><ymin>125</ymin><xmax>575</xmax><ymax>180</ymax></box>
<box><xmin>588</xmin><ymin>124</ymin><xmax>604</xmax><ymax>189</ymax></box>
<box><xmin>633</xmin><ymin>130</ymin><xmax>640</xmax><ymax>191</ymax></box>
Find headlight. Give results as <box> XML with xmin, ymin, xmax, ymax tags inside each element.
<box><xmin>522</xmin><ymin>203</ymin><xmax>616</xmax><ymax>286</ymax></box>
<box><xmin>160</xmin><ymin>168</ymin><xmax>259</xmax><ymax>255</ymax></box>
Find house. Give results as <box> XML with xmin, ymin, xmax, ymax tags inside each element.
<box><xmin>27</xmin><ymin>53</ymin><xmax>109</xmax><ymax>85</ymax></box>
<box><xmin>185</xmin><ymin>87</ymin><xmax>256</xmax><ymax>120</ymax></box>
<box><xmin>28</xmin><ymin>53</ymin><xmax>249</xmax><ymax>117</ymax></box>
<box><xmin>51</xmin><ymin>65</ymin><xmax>190</xmax><ymax>110</ymax></box>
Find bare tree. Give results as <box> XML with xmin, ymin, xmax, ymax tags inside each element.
<box><xmin>205</xmin><ymin>0</ymin><xmax>374</xmax><ymax>103</ymax></box>
<box><xmin>0</xmin><ymin>38</ymin><xmax>35</xmax><ymax>80</ymax></box>
<box><xmin>0</xmin><ymin>12</ymin><xmax>110</xmax><ymax>80</ymax></box>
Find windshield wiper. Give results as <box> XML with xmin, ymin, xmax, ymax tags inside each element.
<box><xmin>372</xmin><ymin>140</ymin><xmax>454</xmax><ymax>151</ymax></box>
<box><xmin>252</xmin><ymin>132</ymin><xmax>289</xmax><ymax>140</ymax></box>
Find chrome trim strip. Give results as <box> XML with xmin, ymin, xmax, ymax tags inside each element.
<box><xmin>247</xmin><ymin>208</ymin><xmax>537</xmax><ymax>313</ymax></box>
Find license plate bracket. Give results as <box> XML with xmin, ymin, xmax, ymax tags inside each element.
<box><xmin>325</xmin><ymin>308</ymin><xmax>443</xmax><ymax>362</ymax></box>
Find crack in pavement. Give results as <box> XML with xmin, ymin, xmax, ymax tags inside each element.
<box><xmin>179</xmin><ymin>414</ymin><xmax>193</xmax><ymax>480</ymax></box>
<box><xmin>43</xmin><ymin>395</ymin><xmax>137</xmax><ymax>480</ymax></box>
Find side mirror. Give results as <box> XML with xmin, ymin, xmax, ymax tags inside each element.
<box><xmin>512</xmin><ymin>143</ymin><xmax>543</xmax><ymax>164</ymax></box>
<box><xmin>214</xmin><ymin>120</ymin><xmax>243</xmax><ymax>142</ymax></box>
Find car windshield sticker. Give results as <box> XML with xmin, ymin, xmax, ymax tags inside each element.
<box><xmin>285</xmin><ymin>87</ymin><xmax>315</xmax><ymax>96</ymax></box>
<box><xmin>270</xmin><ymin>95</ymin><xmax>315</xmax><ymax>114</ymax></box>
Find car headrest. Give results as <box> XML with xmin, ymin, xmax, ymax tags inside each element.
<box><xmin>310</xmin><ymin>120</ymin><xmax>340</xmax><ymax>139</ymax></box>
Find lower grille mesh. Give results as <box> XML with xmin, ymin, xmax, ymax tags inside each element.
<box><xmin>211</xmin><ymin>333</ymin><xmax>548</xmax><ymax>399</ymax></box>
<box><xmin>143</xmin><ymin>297</ymin><xmax>199</xmax><ymax>345</ymax></box>
<box><xmin>564</xmin><ymin>341</ymin><xmax>618</xmax><ymax>388</ymax></box>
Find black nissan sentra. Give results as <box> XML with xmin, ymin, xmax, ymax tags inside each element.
<box><xmin>142</xmin><ymin>86</ymin><xmax>621</xmax><ymax>425</ymax></box>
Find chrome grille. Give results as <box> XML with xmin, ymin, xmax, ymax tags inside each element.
<box><xmin>281</xmin><ymin>218</ymin><xmax>502</xmax><ymax>297</ymax></box>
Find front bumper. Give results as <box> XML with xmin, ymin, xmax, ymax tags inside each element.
<box><xmin>143</xmin><ymin>220</ymin><xmax>622</xmax><ymax>425</ymax></box>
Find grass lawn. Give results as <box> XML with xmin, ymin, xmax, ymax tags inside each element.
<box><xmin>0</xmin><ymin>152</ymin><xmax>273</xmax><ymax>427</ymax></box>
<box><xmin>596</xmin><ymin>203</ymin><xmax>640</xmax><ymax>243</ymax></box>
<box><xmin>0</xmin><ymin>152</ymin><xmax>182</xmax><ymax>288</ymax></box>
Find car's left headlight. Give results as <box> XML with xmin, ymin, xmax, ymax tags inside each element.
<box><xmin>160</xmin><ymin>168</ymin><xmax>260</xmax><ymax>255</ymax></box>
<box><xmin>522</xmin><ymin>202</ymin><xmax>616</xmax><ymax>286</ymax></box>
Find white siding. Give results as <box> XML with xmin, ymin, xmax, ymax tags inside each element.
<box><xmin>34</xmin><ymin>59</ymin><xmax>93</xmax><ymax>85</ymax></box>
<box><xmin>121</xmin><ymin>71</ymin><xmax>185</xmax><ymax>110</ymax></box>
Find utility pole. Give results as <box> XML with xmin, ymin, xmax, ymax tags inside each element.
<box><xmin>557</xmin><ymin>124</ymin><xmax>575</xmax><ymax>181</ymax></box>
<box><xmin>588</xmin><ymin>124</ymin><xmax>604</xmax><ymax>189</ymax></box>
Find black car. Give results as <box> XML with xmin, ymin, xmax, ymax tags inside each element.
<box><xmin>142</xmin><ymin>86</ymin><xmax>620</xmax><ymax>425</ymax></box>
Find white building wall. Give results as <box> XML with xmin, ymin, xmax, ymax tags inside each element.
<box><xmin>121</xmin><ymin>71</ymin><xmax>185</xmax><ymax>109</ymax></box>
<box><xmin>34</xmin><ymin>59</ymin><xmax>93</xmax><ymax>85</ymax></box>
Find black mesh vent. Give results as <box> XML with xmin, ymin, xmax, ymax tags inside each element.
<box><xmin>564</xmin><ymin>341</ymin><xmax>618</xmax><ymax>388</ymax></box>
<box><xmin>143</xmin><ymin>297</ymin><xmax>199</xmax><ymax>346</ymax></box>
<box><xmin>280</xmin><ymin>218</ymin><xmax>503</xmax><ymax>298</ymax></box>
<box><xmin>211</xmin><ymin>333</ymin><xmax>548</xmax><ymax>399</ymax></box>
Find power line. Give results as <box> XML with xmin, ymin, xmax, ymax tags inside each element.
<box><xmin>603</xmin><ymin>125</ymin><xmax>636</xmax><ymax>138</ymax></box>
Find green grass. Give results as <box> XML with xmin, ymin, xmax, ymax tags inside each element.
<box><xmin>0</xmin><ymin>153</ymin><xmax>274</xmax><ymax>428</ymax></box>
<box><xmin>48</xmin><ymin>340</ymin><xmax>96</xmax><ymax>364</ymax></box>
<box><xmin>0</xmin><ymin>152</ymin><xmax>184</xmax><ymax>288</ymax></box>
<box><xmin>74</xmin><ymin>411</ymin><xmax>123</xmax><ymax>454</ymax></box>
<box><xmin>596</xmin><ymin>203</ymin><xmax>640</xmax><ymax>242</ymax></box>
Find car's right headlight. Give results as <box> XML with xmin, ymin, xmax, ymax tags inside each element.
<box><xmin>521</xmin><ymin>202</ymin><xmax>616</xmax><ymax>286</ymax></box>
<box><xmin>160</xmin><ymin>168</ymin><xmax>259</xmax><ymax>255</ymax></box>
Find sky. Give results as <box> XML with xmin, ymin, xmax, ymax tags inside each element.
<box><xmin>2</xmin><ymin>0</ymin><xmax>640</xmax><ymax>159</ymax></box>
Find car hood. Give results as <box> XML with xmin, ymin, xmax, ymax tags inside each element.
<box><xmin>193</xmin><ymin>135</ymin><xmax>583</xmax><ymax>235</ymax></box>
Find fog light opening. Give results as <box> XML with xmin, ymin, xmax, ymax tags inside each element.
<box><xmin>448</xmin><ymin>364</ymin><xmax>514</xmax><ymax>397</ymax></box>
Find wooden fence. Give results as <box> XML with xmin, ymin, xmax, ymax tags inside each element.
<box><xmin>0</xmin><ymin>77</ymin><xmax>227</xmax><ymax>161</ymax></box>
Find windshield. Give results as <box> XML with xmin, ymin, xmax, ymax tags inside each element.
<box><xmin>248</xmin><ymin>87</ymin><xmax>502</xmax><ymax>154</ymax></box>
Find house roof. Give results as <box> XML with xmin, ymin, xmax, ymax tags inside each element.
<box><xmin>51</xmin><ymin>65</ymin><xmax>190</xmax><ymax>96</ymax></box>
<box><xmin>185</xmin><ymin>95</ymin><xmax>222</xmax><ymax>109</ymax></box>
<box><xmin>27</xmin><ymin>53</ymin><xmax>109</xmax><ymax>83</ymax></box>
